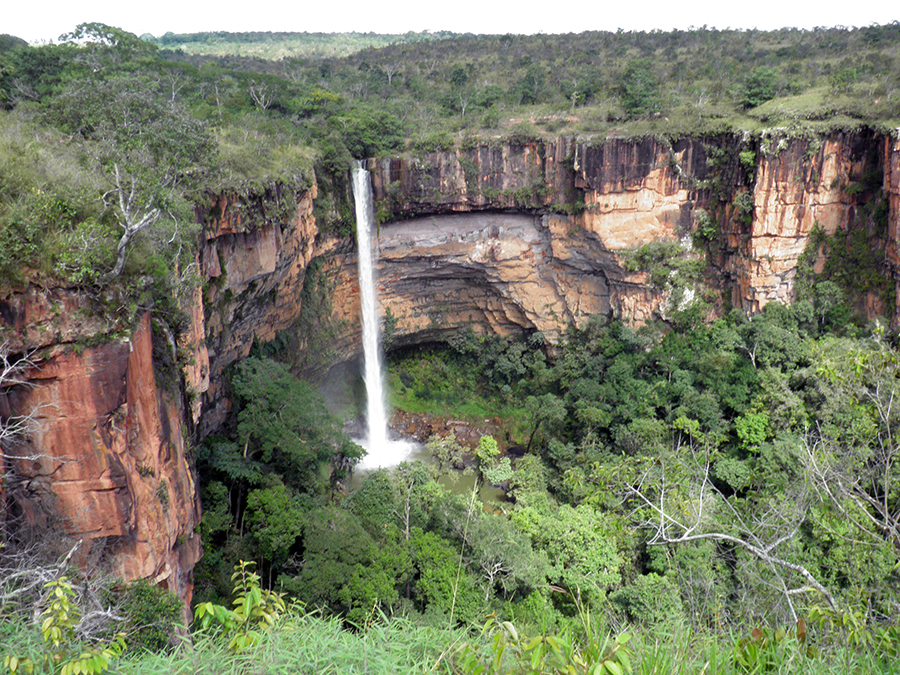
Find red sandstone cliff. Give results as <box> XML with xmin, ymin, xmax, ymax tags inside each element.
<box><xmin>1</xmin><ymin>130</ymin><xmax>898</xmax><ymax>610</ymax></box>
<box><xmin>0</xmin><ymin>311</ymin><xmax>200</xmax><ymax>604</ymax></box>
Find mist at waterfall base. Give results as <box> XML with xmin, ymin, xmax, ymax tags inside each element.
<box><xmin>351</xmin><ymin>164</ymin><xmax>418</xmax><ymax>470</ymax></box>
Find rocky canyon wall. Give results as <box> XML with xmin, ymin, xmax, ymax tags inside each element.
<box><xmin>0</xmin><ymin>186</ymin><xmax>319</xmax><ymax>608</ymax></box>
<box><xmin>323</xmin><ymin>130</ymin><xmax>895</xmax><ymax>350</ymax></box>
<box><xmin>0</xmin><ymin>302</ymin><xmax>200</xmax><ymax>605</ymax></box>
<box><xmin>1</xmin><ymin>129</ymin><xmax>898</xmax><ymax>608</ymax></box>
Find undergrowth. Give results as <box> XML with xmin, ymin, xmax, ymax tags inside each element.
<box><xmin>110</xmin><ymin>610</ymin><xmax>900</xmax><ymax>675</ymax></box>
<box><xmin>387</xmin><ymin>344</ymin><xmax>526</xmax><ymax>427</ymax></box>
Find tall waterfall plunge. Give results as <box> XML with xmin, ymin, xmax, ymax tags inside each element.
<box><xmin>351</xmin><ymin>164</ymin><xmax>415</xmax><ymax>469</ymax></box>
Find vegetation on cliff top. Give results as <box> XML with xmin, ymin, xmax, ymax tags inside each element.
<box><xmin>1</xmin><ymin>21</ymin><xmax>899</xmax><ymax>292</ymax></box>
<box><xmin>3</xmin><ymin>21</ymin><xmax>900</xmax><ymax>674</ymax></box>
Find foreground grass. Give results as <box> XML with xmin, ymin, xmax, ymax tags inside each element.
<box><xmin>114</xmin><ymin>610</ymin><xmax>461</xmax><ymax>675</ymax></box>
<box><xmin>119</xmin><ymin>615</ymin><xmax>899</xmax><ymax>675</ymax></box>
<box><xmin>4</xmin><ymin>607</ymin><xmax>899</xmax><ymax>674</ymax></box>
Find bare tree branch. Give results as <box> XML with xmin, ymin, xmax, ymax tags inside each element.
<box><xmin>630</xmin><ymin>437</ymin><xmax>836</xmax><ymax>615</ymax></box>
<box><xmin>1</xmin><ymin>343</ymin><xmax>40</xmax><ymax>448</ymax></box>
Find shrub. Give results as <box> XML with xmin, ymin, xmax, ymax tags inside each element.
<box><xmin>742</xmin><ymin>67</ymin><xmax>779</xmax><ymax>109</ymax></box>
<box><xmin>609</xmin><ymin>573</ymin><xmax>683</xmax><ymax>627</ymax></box>
<box><xmin>117</xmin><ymin>579</ymin><xmax>183</xmax><ymax>652</ymax></box>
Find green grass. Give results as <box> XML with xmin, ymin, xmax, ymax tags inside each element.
<box><xmin>3</xmin><ymin>606</ymin><xmax>898</xmax><ymax>675</ymax></box>
<box><xmin>386</xmin><ymin>345</ymin><xmax>525</xmax><ymax>428</ymax></box>
<box><xmin>114</xmin><ymin>609</ymin><xmax>461</xmax><ymax>675</ymax></box>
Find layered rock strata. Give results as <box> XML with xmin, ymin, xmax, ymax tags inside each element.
<box><xmin>0</xmin><ymin>311</ymin><xmax>200</xmax><ymax>604</ymax></box>
<box><xmin>2</xmin><ymin>129</ymin><xmax>898</xmax><ymax>610</ymax></box>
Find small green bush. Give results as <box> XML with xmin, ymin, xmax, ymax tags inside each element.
<box><xmin>118</xmin><ymin>579</ymin><xmax>183</xmax><ymax>652</ymax></box>
<box><xmin>610</xmin><ymin>573</ymin><xmax>683</xmax><ymax>627</ymax></box>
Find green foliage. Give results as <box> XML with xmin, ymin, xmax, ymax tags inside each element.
<box><xmin>280</xmin><ymin>506</ymin><xmax>404</xmax><ymax>624</ymax></box>
<box><xmin>733</xmin><ymin>191</ymin><xmax>754</xmax><ymax>227</ymax></box>
<box><xmin>458</xmin><ymin>611</ymin><xmax>633</xmax><ymax>675</ymax></box>
<box><xmin>232</xmin><ymin>356</ymin><xmax>359</xmax><ymax>492</ymax></box>
<box><xmin>692</xmin><ymin>208</ymin><xmax>718</xmax><ymax>244</ymax></box>
<box><xmin>213</xmin><ymin>123</ymin><xmax>314</xmax><ymax>195</ymax></box>
<box><xmin>732</xmin><ymin>621</ymin><xmax>814</xmax><ymax>672</ymax></box>
<box><xmin>515</xmin><ymin>504</ymin><xmax>622</xmax><ymax>602</ymax></box>
<box><xmin>475</xmin><ymin>436</ymin><xmax>500</xmax><ymax>467</ymax></box>
<box><xmin>809</xmin><ymin>605</ymin><xmax>900</xmax><ymax>659</ymax></box>
<box><xmin>330</xmin><ymin>102</ymin><xmax>404</xmax><ymax>158</ymax></box>
<box><xmin>245</xmin><ymin>481</ymin><xmax>307</xmax><ymax>566</ymax></box>
<box><xmin>483</xmin><ymin>457</ymin><xmax>514</xmax><ymax>486</ymax></box>
<box><xmin>620</xmin><ymin>59</ymin><xmax>661</xmax><ymax>119</ymax></box>
<box><xmin>425</xmin><ymin>432</ymin><xmax>468</xmax><ymax>475</ymax></box>
<box><xmin>410</xmin><ymin>527</ymin><xmax>482</xmax><ymax>624</ymax></box>
<box><xmin>0</xmin><ymin>112</ymin><xmax>105</xmax><ymax>284</ymax></box>
<box><xmin>386</xmin><ymin>339</ymin><xmax>532</xmax><ymax>422</ymax></box>
<box><xmin>194</xmin><ymin>561</ymin><xmax>286</xmax><ymax>653</ymax></box>
<box><xmin>798</xmin><ymin>224</ymin><xmax>894</xmax><ymax>325</ymax></box>
<box><xmin>3</xmin><ymin>577</ymin><xmax>126</xmax><ymax>675</ymax></box>
<box><xmin>734</xmin><ymin>412</ymin><xmax>769</xmax><ymax>451</ymax></box>
<box><xmin>116</xmin><ymin>579</ymin><xmax>182</xmax><ymax>653</ymax></box>
<box><xmin>738</xmin><ymin>150</ymin><xmax>757</xmax><ymax>180</ymax></box>
<box><xmin>741</xmin><ymin>66</ymin><xmax>779</xmax><ymax>108</ymax></box>
<box><xmin>609</xmin><ymin>574</ymin><xmax>683</xmax><ymax>627</ymax></box>
<box><xmin>194</xmin><ymin>358</ymin><xmax>359</xmax><ymax>602</ymax></box>
<box><xmin>513</xmin><ymin>65</ymin><xmax>546</xmax><ymax>105</ymax></box>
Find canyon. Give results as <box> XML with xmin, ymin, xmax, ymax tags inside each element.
<box><xmin>1</xmin><ymin>129</ymin><xmax>897</xmax><ymax>606</ymax></box>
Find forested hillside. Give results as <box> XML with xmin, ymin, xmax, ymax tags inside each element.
<box><xmin>1</xmin><ymin>22</ymin><xmax>899</xmax><ymax>674</ymax></box>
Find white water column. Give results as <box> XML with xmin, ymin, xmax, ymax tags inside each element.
<box><xmin>351</xmin><ymin>163</ymin><xmax>414</xmax><ymax>469</ymax></box>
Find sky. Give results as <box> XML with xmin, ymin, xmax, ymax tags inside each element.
<box><xmin>4</xmin><ymin>0</ymin><xmax>897</xmax><ymax>44</ymax></box>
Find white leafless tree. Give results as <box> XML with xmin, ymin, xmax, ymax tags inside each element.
<box><xmin>248</xmin><ymin>80</ymin><xmax>275</xmax><ymax>111</ymax></box>
<box><xmin>0</xmin><ymin>343</ymin><xmax>40</xmax><ymax>451</ymax></box>
<box><xmin>629</xmin><ymin>430</ymin><xmax>835</xmax><ymax>623</ymax></box>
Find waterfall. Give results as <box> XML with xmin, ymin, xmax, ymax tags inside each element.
<box><xmin>351</xmin><ymin>163</ymin><xmax>415</xmax><ymax>469</ymax></box>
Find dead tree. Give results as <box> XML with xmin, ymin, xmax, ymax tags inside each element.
<box><xmin>628</xmin><ymin>428</ymin><xmax>835</xmax><ymax>623</ymax></box>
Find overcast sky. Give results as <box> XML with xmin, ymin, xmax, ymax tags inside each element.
<box><xmin>4</xmin><ymin>0</ymin><xmax>897</xmax><ymax>44</ymax></box>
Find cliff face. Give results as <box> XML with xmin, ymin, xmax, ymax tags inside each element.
<box><xmin>197</xmin><ymin>187</ymin><xmax>319</xmax><ymax>435</ymax></box>
<box><xmin>327</xmin><ymin>131</ymin><xmax>894</xmax><ymax>349</ymax></box>
<box><xmin>0</xmin><ymin>187</ymin><xmax>319</xmax><ymax>607</ymax></box>
<box><xmin>1</xmin><ymin>129</ymin><xmax>897</xmax><ymax>608</ymax></box>
<box><xmin>0</xmin><ymin>309</ymin><xmax>200</xmax><ymax>603</ymax></box>
<box><xmin>728</xmin><ymin>129</ymin><xmax>889</xmax><ymax>313</ymax></box>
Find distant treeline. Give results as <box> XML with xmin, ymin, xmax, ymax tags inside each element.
<box><xmin>149</xmin><ymin>30</ymin><xmax>463</xmax><ymax>44</ymax></box>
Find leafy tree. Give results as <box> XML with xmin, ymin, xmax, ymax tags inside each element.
<box><xmin>328</xmin><ymin>102</ymin><xmax>404</xmax><ymax>158</ymax></box>
<box><xmin>620</xmin><ymin>59</ymin><xmax>661</xmax><ymax>118</ymax></box>
<box><xmin>409</xmin><ymin>527</ymin><xmax>482</xmax><ymax>624</ymax></box>
<box><xmin>1</xmin><ymin>43</ymin><xmax>79</xmax><ymax>104</ymax></box>
<box><xmin>524</xmin><ymin>394</ymin><xmax>566</xmax><ymax>452</ymax></box>
<box><xmin>513</xmin><ymin>65</ymin><xmax>545</xmax><ymax>105</ymax></box>
<box><xmin>117</xmin><ymin>579</ymin><xmax>183</xmax><ymax>652</ymax></box>
<box><xmin>465</xmin><ymin>514</ymin><xmax>550</xmax><ymax>600</ymax></box>
<box><xmin>515</xmin><ymin>503</ymin><xmax>622</xmax><ymax>604</ymax></box>
<box><xmin>741</xmin><ymin>66</ymin><xmax>779</xmax><ymax>108</ymax></box>
<box><xmin>609</xmin><ymin>573</ymin><xmax>683</xmax><ymax>627</ymax></box>
<box><xmin>232</xmin><ymin>357</ymin><xmax>360</xmax><ymax>493</ymax></box>
<box><xmin>283</xmin><ymin>507</ymin><xmax>403</xmax><ymax>623</ymax></box>
<box><xmin>245</xmin><ymin>480</ymin><xmax>307</xmax><ymax>569</ymax></box>
<box><xmin>346</xmin><ymin>468</ymin><xmax>399</xmax><ymax>536</ymax></box>
<box><xmin>50</xmin><ymin>75</ymin><xmax>212</xmax><ymax>277</ymax></box>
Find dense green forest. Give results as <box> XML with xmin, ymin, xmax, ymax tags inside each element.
<box><xmin>1</xmin><ymin>22</ymin><xmax>900</xmax><ymax>674</ymax></box>
<box><xmin>3</xmin><ymin>21</ymin><xmax>900</xmax><ymax>284</ymax></box>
